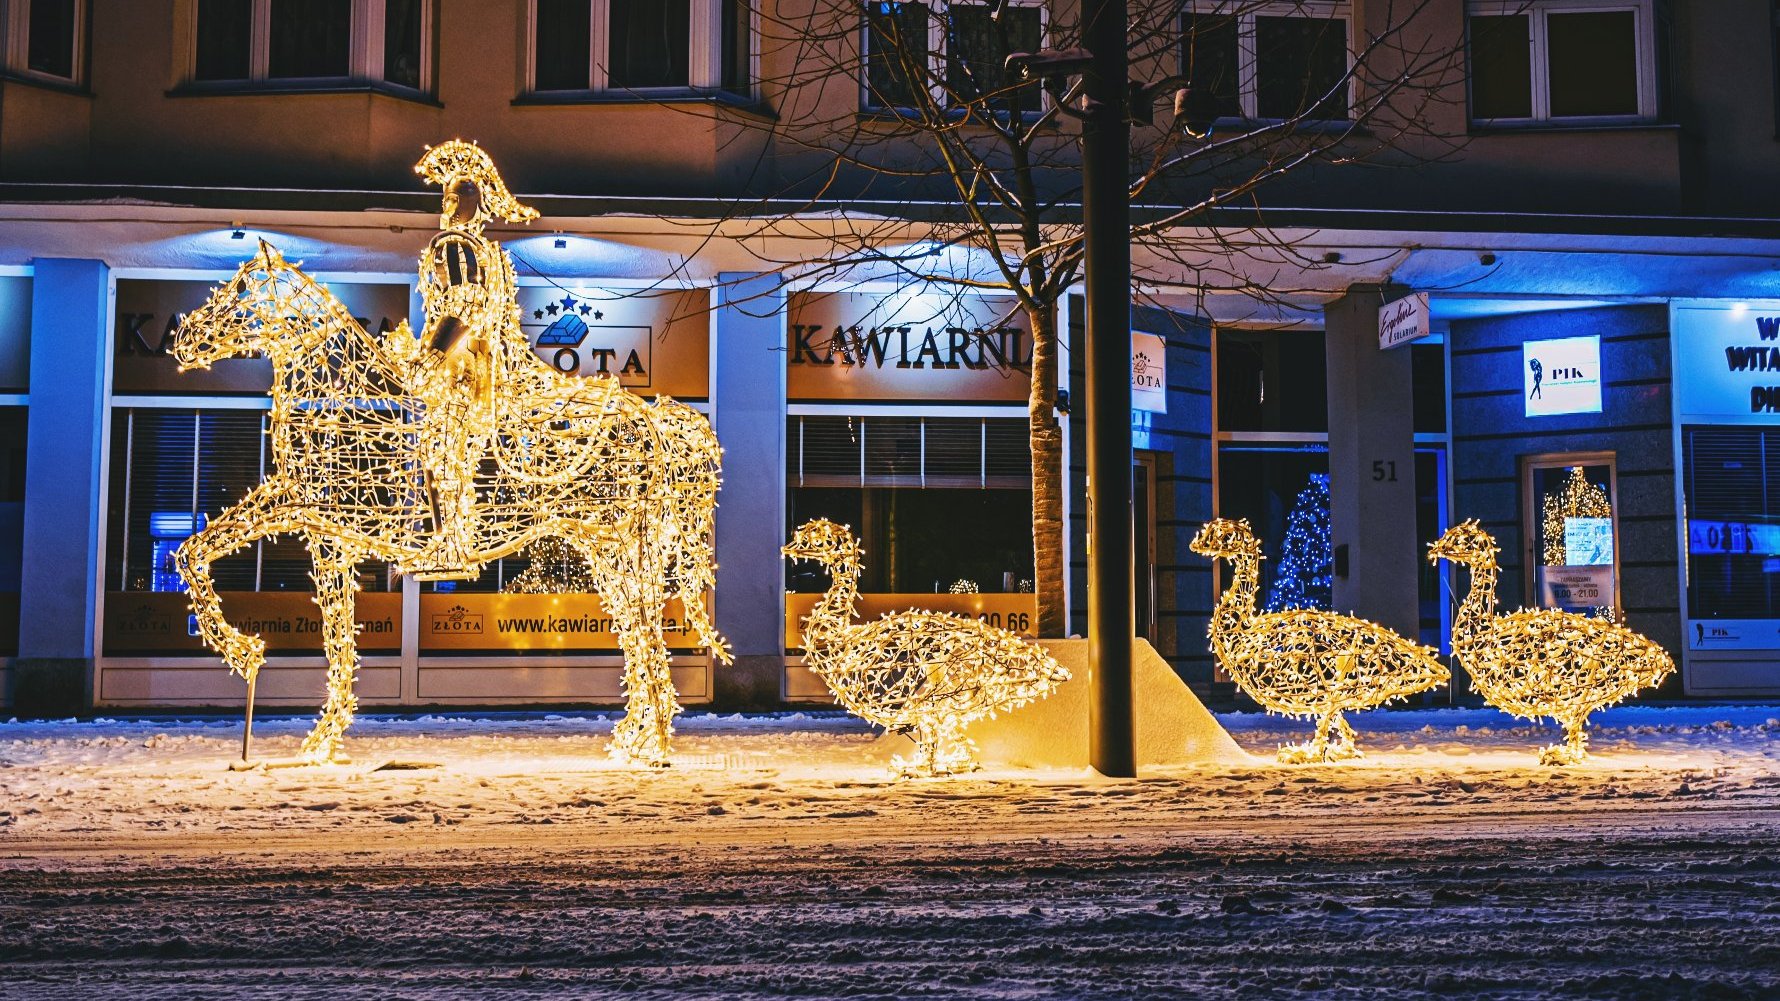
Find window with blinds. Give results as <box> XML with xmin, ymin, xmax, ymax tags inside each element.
<box><xmin>106</xmin><ymin>409</ymin><xmax>395</xmax><ymax>594</ymax></box>
<box><xmin>787</xmin><ymin>415</ymin><xmax>1031</xmax><ymax>488</ymax></box>
<box><xmin>1684</xmin><ymin>427</ymin><xmax>1780</xmax><ymax>620</ymax></box>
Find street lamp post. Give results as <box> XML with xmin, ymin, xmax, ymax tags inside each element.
<box><xmin>1080</xmin><ymin>0</ymin><xmax>1135</xmax><ymax>778</ymax></box>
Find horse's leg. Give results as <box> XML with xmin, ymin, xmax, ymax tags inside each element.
<box><xmin>576</xmin><ymin>534</ymin><xmax>679</xmax><ymax>767</ymax></box>
<box><xmin>297</xmin><ymin>539</ymin><xmax>364</xmax><ymax>764</ymax></box>
<box><xmin>174</xmin><ymin>481</ymin><xmax>288</xmax><ymax>725</ymax></box>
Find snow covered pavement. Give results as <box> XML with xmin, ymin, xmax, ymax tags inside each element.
<box><xmin>2</xmin><ymin>706</ymin><xmax>1778</xmax><ymax>998</ymax></box>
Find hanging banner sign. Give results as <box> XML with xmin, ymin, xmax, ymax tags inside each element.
<box><xmin>1377</xmin><ymin>292</ymin><xmax>1431</xmax><ymax>350</ymax></box>
<box><xmin>102</xmin><ymin>591</ymin><xmax>402</xmax><ymax>653</ymax></box>
<box><xmin>786</xmin><ymin>291</ymin><xmax>1031</xmax><ymax>402</ymax></box>
<box><xmin>1132</xmin><ymin>331</ymin><xmax>1167</xmax><ymax>413</ymax></box>
<box><xmin>113</xmin><ymin>279</ymin><xmax>411</xmax><ymax>395</ymax></box>
<box><xmin>1523</xmin><ymin>335</ymin><xmax>1602</xmax><ymax>417</ymax></box>
<box><xmin>516</xmin><ymin>286</ymin><xmax>710</xmax><ymax>399</ymax></box>
<box><xmin>1688</xmin><ymin>618</ymin><xmax>1780</xmax><ymax>650</ymax></box>
<box><xmin>1537</xmin><ymin>565</ymin><xmax>1615</xmax><ymax>610</ymax></box>
<box><xmin>785</xmin><ymin>592</ymin><xmax>1037</xmax><ymax>650</ymax></box>
<box><xmin>417</xmin><ymin>592</ymin><xmax>700</xmax><ymax>652</ymax></box>
<box><xmin>1674</xmin><ymin>306</ymin><xmax>1780</xmax><ymax>420</ymax></box>
<box><xmin>1688</xmin><ymin>520</ymin><xmax>1780</xmax><ymax>556</ymax></box>
<box><xmin>0</xmin><ymin>275</ymin><xmax>29</xmax><ymax>392</ymax></box>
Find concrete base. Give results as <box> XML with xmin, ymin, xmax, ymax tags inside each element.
<box><xmin>713</xmin><ymin>654</ymin><xmax>787</xmax><ymax>711</ymax></box>
<box><xmin>877</xmin><ymin>638</ymin><xmax>1249</xmax><ymax>771</ymax></box>
<box><xmin>9</xmin><ymin>657</ymin><xmax>90</xmax><ymax>715</ymax></box>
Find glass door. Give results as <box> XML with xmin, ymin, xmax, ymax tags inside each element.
<box><xmin>1521</xmin><ymin>452</ymin><xmax>1620</xmax><ymax>618</ymax></box>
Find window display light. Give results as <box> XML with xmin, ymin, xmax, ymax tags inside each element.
<box><xmin>1190</xmin><ymin>518</ymin><xmax>1448</xmax><ymax>763</ymax></box>
<box><xmin>1430</xmin><ymin>520</ymin><xmax>1674</xmax><ymax>765</ymax></box>
<box><xmin>171</xmin><ymin>141</ymin><xmax>727</xmax><ymax>766</ymax></box>
<box><xmin>784</xmin><ymin>519</ymin><xmax>1070</xmax><ymax>776</ymax></box>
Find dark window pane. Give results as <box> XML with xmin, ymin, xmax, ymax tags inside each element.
<box><xmin>1180</xmin><ymin>12</ymin><xmax>1240</xmax><ymax>121</ymax></box>
<box><xmin>865</xmin><ymin>1</ymin><xmax>930</xmax><ymax>108</ymax></box>
<box><xmin>1255</xmin><ymin>15</ymin><xmax>1348</xmax><ymax>120</ymax></box>
<box><xmin>384</xmin><ymin>0</ymin><xmax>424</xmax><ymax>89</ymax></box>
<box><xmin>535</xmin><ymin>0</ymin><xmax>590</xmax><ymax>90</ymax></box>
<box><xmin>195</xmin><ymin>0</ymin><xmax>252</xmax><ymax>80</ymax></box>
<box><xmin>26</xmin><ymin>0</ymin><xmax>76</xmax><ymax>78</ymax></box>
<box><xmin>268</xmin><ymin>0</ymin><xmax>352</xmax><ymax>78</ymax></box>
<box><xmin>945</xmin><ymin>3</ymin><xmax>1041</xmax><ymax>112</ymax></box>
<box><xmin>1216</xmin><ymin>446</ymin><xmax>1332</xmax><ymax>609</ymax></box>
<box><xmin>720</xmin><ymin>0</ymin><xmax>751</xmax><ymax>93</ymax></box>
<box><xmin>609</xmin><ymin>0</ymin><xmax>689</xmax><ymax>88</ymax></box>
<box><xmin>1216</xmin><ymin>328</ymin><xmax>1328</xmax><ymax>433</ymax></box>
<box><xmin>1412</xmin><ymin>341</ymin><xmax>1446</xmax><ymax>435</ymax></box>
<box><xmin>1469</xmin><ymin>14</ymin><xmax>1532</xmax><ymax>119</ymax></box>
<box><xmin>1547</xmin><ymin>10</ymin><xmax>1638</xmax><ymax>117</ymax></box>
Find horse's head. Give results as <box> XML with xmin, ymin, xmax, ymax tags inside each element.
<box><xmin>173</xmin><ymin>241</ymin><xmax>289</xmax><ymax>371</ymax></box>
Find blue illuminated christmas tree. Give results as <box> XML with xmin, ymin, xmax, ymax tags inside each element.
<box><xmin>1265</xmin><ymin>472</ymin><xmax>1333</xmax><ymax>612</ymax></box>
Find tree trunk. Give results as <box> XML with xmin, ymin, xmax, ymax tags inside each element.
<box><xmin>1028</xmin><ymin>303</ymin><xmax>1067</xmax><ymax>637</ymax></box>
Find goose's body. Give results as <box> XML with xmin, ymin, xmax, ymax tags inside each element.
<box><xmin>784</xmin><ymin>519</ymin><xmax>1068</xmax><ymax>775</ymax></box>
<box><xmin>1431</xmin><ymin>521</ymin><xmax>1674</xmax><ymax>764</ymax></box>
<box><xmin>1193</xmin><ymin>518</ymin><xmax>1448</xmax><ymax>762</ymax></box>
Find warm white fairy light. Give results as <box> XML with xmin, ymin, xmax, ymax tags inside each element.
<box><xmin>172</xmin><ymin>141</ymin><xmax>728</xmax><ymax>766</ymax></box>
<box><xmin>784</xmin><ymin>519</ymin><xmax>1069</xmax><ymax>776</ymax></box>
<box><xmin>948</xmin><ymin>579</ymin><xmax>979</xmax><ymax>595</ymax></box>
<box><xmin>1430</xmin><ymin>520</ymin><xmax>1673</xmax><ymax>765</ymax></box>
<box><xmin>503</xmin><ymin>537</ymin><xmax>599</xmax><ymax>594</ymax></box>
<box><xmin>1191</xmin><ymin>518</ymin><xmax>1448</xmax><ymax>763</ymax></box>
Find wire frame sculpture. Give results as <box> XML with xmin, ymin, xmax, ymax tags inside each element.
<box><xmin>1190</xmin><ymin>518</ymin><xmax>1448</xmax><ymax>763</ymax></box>
<box><xmin>172</xmin><ymin>141</ymin><xmax>728</xmax><ymax>766</ymax></box>
<box><xmin>1430</xmin><ymin>520</ymin><xmax>1674</xmax><ymax>765</ymax></box>
<box><xmin>783</xmin><ymin>519</ymin><xmax>1070</xmax><ymax>776</ymax></box>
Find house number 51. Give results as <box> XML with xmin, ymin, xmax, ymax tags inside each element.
<box><xmin>1371</xmin><ymin>460</ymin><xmax>1398</xmax><ymax>482</ymax></box>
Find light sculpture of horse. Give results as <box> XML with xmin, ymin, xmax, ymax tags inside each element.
<box><xmin>172</xmin><ymin>142</ymin><xmax>727</xmax><ymax>766</ymax></box>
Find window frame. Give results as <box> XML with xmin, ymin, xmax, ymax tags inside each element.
<box><xmin>4</xmin><ymin>0</ymin><xmax>86</xmax><ymax>87</ymax></box>
<box><xmin>1178</xmin><ymin>1</ymin><xmax>1354</xmax><ymax>124</ymax></box>
<box><xmin>524</xmin><ymin>0</ymin><xmax>757</xmax><ymax>100</ymax></box>
<box><xmin>1466</xmin><ymin>0</ymin><xmax>1659</xmax><ymax>127</ymax></box>
<box><xmin>859</xmin><ymin>0</ymin><xmax>1049</xmax><ymax>116</ymax></box>
<box><xmin>185</xmin><ymin>0</ymin><xmax>434</xmax><ymax>94</ymax></box>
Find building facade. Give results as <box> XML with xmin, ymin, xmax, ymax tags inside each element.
<box><xmin>1</xmin><ymin>0</ymin><xmax>1778</xmax><ymax>713</ymax></box>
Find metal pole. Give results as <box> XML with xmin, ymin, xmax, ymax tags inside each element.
<box><xmin>1082</xmin><ymin>0</ymin><xmax>1135</xmax><ymax>777</ymax></box>
<box><xmin>241</xmin><ymin>671</ymin><xmax>257</xmax><ymax>763</ymax></box>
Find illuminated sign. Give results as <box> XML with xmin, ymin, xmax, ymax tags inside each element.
<box><xmin>1132</xmin><ymin>331</ymin><xmax>1167</xmax><ymax>413</ymax></box>
<box><xmin>1523</xmin><ymin>335</ymin><xmax>1602</xmax><ymax>417</ymax></box>
<box><xmin>786</xmin><ymin>291</ymin><xmax>1031</xmax><ymax>402</ymax></box>
<box><xmin>103</xmin><ymin>592</ymin><xmax>401</xmax><ymax>653</ymax></box>
<box><xmin>1537</xmin><ymin>565</ymin><xmax>1614</xmax><ymax>611</ymax></box>
<box><xmin>516</xmin><ymin>286</ymin><xmax>710</xmax><ymax>398</ymax></box>
<box><xmin>1688</xmin><ymin>520</ymin><xmax>1780</xmax><ymax>556</ymax></box>
<box><xmin>1674</xmin><ymin>306</ymin><xmax>1780</xmax><ymax>420</ymax></box>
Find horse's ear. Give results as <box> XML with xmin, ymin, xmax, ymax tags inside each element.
<box><xmin>255</xmin><ymin>239</ymin><xmax>286</xmax><ymax>268</ymax></box>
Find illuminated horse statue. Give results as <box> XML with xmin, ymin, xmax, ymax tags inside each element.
<box><xmin>173</xmin><ymin>143</ymin><xmax>726</xmax><ymax>766</ymax></box>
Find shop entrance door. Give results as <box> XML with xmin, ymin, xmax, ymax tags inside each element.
<box><xmin>1521</xmin><ymin>453</ymin><xmax>1621</xmax><ymax>617</ymax></box>
<box><xmin>1135</xmin><ymin>453</ymin><xmax>1158</xmax><ymax>644</ymax></box>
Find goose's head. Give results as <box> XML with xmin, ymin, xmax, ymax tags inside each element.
<box><xmin>1429</xmin><ymin>520</ymin><xmax>1499</xmax><ymax>569</ymax></box>
<box><xmin>1189</xmin><ymin>518</ymin><xmax>1263</xmax><ymax>561</ymax></box>
<box><xmin>782</xmin><ymin>518</ymin><xmax>861</xmax><ymax>569</ymax></box>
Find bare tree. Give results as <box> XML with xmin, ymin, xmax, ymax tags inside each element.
<box><xmin>688</xmin><ymin>0</ymin><xmax>1465</xmax><ymax>636</ymax></box>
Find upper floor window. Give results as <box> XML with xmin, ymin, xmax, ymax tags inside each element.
<box><xmin>529</xmin><ymin>0</ymin><xmax>754</xmax><ymax>98</ymax></box>
<box><xmin>862</xmin><ymin>1</ymin><xmax>1045</xmax><ymax>114</ymax></box>
<box><xmin>4</xmin><ymin>0</ymin><xmax>84</xmax><ymax>84</ymax></box>
<box><xmin>191</xmin><ymin>0</ymin><xmax>432</xmax><ymax>93</ymax></box>
<box><xmin>1468</xmin><ymin>0</ymin><xmax>1657</xmax><ymax>124</ymax></box>
<box><xmin>1179</xmin><ymin>2</ymin><xmax>1350</xmax><ymax>123</ymax></box>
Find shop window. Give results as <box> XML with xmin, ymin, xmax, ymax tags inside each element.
<box><xmin>1466</xmin><ymin>1</ymin><xmax>1656</xmax><ymax>124</ymax></box>
<box><xmin>2</xmin><ymin>0</ymin><xmax>83</xmax><ymax>83</ymax></box>
<box><xmin>191</xmin><ymin>0</ymin><xmax>433</xmax><ymax>91</ymax></box>
<box><xmin>1412</xmin><ymin>340</ymin><xmax>1446</xmax><ymax>435</ymax></box>
<box><xmin>106</xmin><ymin>409</ymin><xmax>395</xmax><ymax>595</ymax></box>
<box><xmin>787</xmin><ymin>486</ymin><xmax>1034</xmax><ymax>595</ymax></box>
<box><xmin>790</xmin><ymin>415</ymin><xmax>1029</xmax><ymax>487</ymax></box>
<box><xmin>1684</xmin><ymin>428</ymin><xmax>1780</xmax><ymax>622</ymax></box>
<box><xmin>863</xmin><ymin>0</ymin><xmax>1044</xmax><ymax>114</ymax></box>
<box><xmin>1215</xmin><ymin>328</ymin><xmax>1328</xmax><ymax>433</ymax></box>
<box><xmin>1522</xmin><ymin>455</ymin><xmax>1619</xmax><ymax>616</ymax></box>
<box><xmin>0</xmin><ymin>408</ymin><xmax>23</xmax><ymax>655</ymax></box>
<box><xmin>1217</xmin><ymin>445</ymin><xmax>1332</xmax><ymax>611</ymax></box>
<box><xmin>529</xmin><ymin>0</ymin><xmax>754</xmax><ymax>98</ymax></box>
<box><xmin>1179</xmin><ymin>3</ymin><xmax>1350</xmax><ymax>124</ymax></box>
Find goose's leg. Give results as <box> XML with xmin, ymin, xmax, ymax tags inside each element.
<box><xmin>1326</xmin><ymin>712</ymin><xmax>1362</xmax><ymax>761</ymax></box>
<box><xmin>928</xmin><ymin>717</ymin><xmax>979</xmax><ymax>776</ymax></box>
<box><xmin>1279</xmin><ymin>713</ymin><xmax>1335</xmax><ymax>764</ymax></box>
<box><xmin>894</xmin><ymin>721</ymin><xmax>941</xmax><ymax>778</ymax></box>
<box><xmin>1540</xmin><ymin>715</ymin><xmax>1590</xmax><ymax>766</ymax></box>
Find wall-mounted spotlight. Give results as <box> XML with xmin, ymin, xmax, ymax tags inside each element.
<box><xmin>554</xmin><ymin>237</ymin><xmax>568</xmax><ymax>249</ymax></box>
<box><xmin>231</xmin><ymin>229</ymin><xmax>247</xmax><ymax>240</ymax></box>
<box><xmin>1479</xmin><ymin>252</ymin><xmax>1498</xmax><ymax>266</ymax></box>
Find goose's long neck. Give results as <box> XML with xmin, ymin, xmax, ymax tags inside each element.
<box><xmin>803</xmin><ymin>558</ymin><xmax>860</xmax><ymax>654</ymax></box>
<box><xmin>1211</xmin><ymin>552</ymin><xmax>1260</xmax><ymax>644</ymax></box>
<box><xmin>1454</xmin><ymin>560</ymin><xmax>1499</xmax><ymax>646</ymax></box>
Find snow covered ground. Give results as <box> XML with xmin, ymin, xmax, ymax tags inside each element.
<box><xmin>3</xmin><ymin>705</ymin><xmax>1778</xmax><ymax>998</ymax></box>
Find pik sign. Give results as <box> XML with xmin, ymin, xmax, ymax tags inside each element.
<box><xmin>1674</xmin><ymin>305</ymin><xmax>1780</xmax><ymax>421</ymax></box>
<box><xmin>786</xmin><ymin>291</ymin><xmax>1032</xmax><ymax>402</ymax></box>
<box><xmin>1523</xmin><ymin>335</ymin><xmax>1602</xmax><ymax>417</ymax></box>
